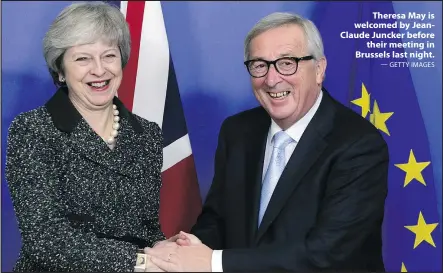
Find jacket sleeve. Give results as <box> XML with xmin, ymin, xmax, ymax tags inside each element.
<box><xmin>222</xmin><ymin>132</ymin><xmax>389</xmax><ymax>271</ymax></box>
<box><xmin>190</xmin><ymin>118</ymin><xmax>230</xmax><ymax>249</ymax></box>
<box><xmin>5</xmin><ymin>114</ymin><xmax>139</xmax><ymax>272</ymax></box>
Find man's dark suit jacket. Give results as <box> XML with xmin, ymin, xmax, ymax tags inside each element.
<box><xmin>191</xmin><ymin>88</ymin><xmax>389</xmax><ymax>271</ymax></box>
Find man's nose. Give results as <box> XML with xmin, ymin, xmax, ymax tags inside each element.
<box><xmin>264</xmin><ymin>64</ymin><xmax>282</xmax><ymax>87</ymax></box>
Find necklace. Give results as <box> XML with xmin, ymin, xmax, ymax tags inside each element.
<box><xmin>105</xmin><ymin>104</ymin><xmax>120</xmax><ymax>146</ymax></box>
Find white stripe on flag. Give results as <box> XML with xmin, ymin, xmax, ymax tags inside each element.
<box><xmin>120</xmin><ymin>1</ymin><xmax>127</xmax><ymax>18</ymax></box>
<box><xmin>121</xmin><ymin>1</ymin><xmax>193</xmax><ymax>170</ymax></box>
<box><xmin>131</xmin><ymin>1</ymin><xmax>169</xmax><ymax>128</ymax></box>
<box><xmin>162</xmin><ymin>134</ymin><xmax>193</xmax><ymax>172</ymax></box>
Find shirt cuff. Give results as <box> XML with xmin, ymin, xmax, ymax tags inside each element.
<box><xmin>211</xmin><ymin>250</ymin><xmax>223</xmax><ymax>272</ymax></box>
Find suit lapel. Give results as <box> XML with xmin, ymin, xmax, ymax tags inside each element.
<box><xmin>68</xmin><ymin>117</ymin><xmax>145</xmax><ymax>179</ymax></box>
<box><xmin>113</xmin><ymin>117</ymin><xmax>152</xmax><ymax>180</ymax></box>
<box><xmin>255</xmin><ymin>90</ymin><xmax>336</xmax><ymax>243</ymax></box>
<box><xmin>254</xmin><ymin>128</ymin><xmax>327</xmax><ymax>242</ymax></box>
<box><xmin>244</xmin><ymin>109</ymin><xmax>270</xmax><ymax>246</ymax></box>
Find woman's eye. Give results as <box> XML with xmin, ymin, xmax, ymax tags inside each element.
<box><xmin>75</xmin><ymin>57</ymin><xmax>89</xmax><ymax>61</ymax></box>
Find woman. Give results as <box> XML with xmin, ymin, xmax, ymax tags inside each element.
<box><xmin>6</xmin><ymin>2</ymin><xmax>166</xmax><ymax>271</ymax></box>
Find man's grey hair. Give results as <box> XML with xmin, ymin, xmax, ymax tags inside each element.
<box><xmin>244</xmin><ymin>12</ymin><xmax>325</xmax><ymax>61</ymax></box>
<box><xmin>43</xmin><ymin>1</ymin><xmax>131</xmax><ymax>86</ymax></box>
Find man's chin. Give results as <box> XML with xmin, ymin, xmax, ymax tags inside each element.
<box><xmin>267</xmin><ymin>108</ymin><xmax>292</xmax><ymax>121</ymax></box>
<box><xmin>268</xmin><ymin>110</ymin><xmax>298</xmax><ymax>129</ymax></box>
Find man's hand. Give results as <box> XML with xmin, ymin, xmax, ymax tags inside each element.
<box><xmin>153</xmin><ymin>231</ymin><xmax>202</xmax><ymax>249</ymax></box>
<box><xmin>175</xmin><ymin>231</ymin><xmax>202</xmax><ymax>246</ymax></box>
<box><xmin>145</xmin><ymin>242</ymin><xmax>213</xmax><ymax>272</ymax></box>
<box><xmin>152</xmin><ymin>233</ymin><xmax>187</xmax><ymax>249</ymax></box>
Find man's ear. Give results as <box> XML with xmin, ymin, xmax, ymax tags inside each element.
<box><xmin>315</xmin><ymin>56</ymin><xmax>327</xmax><ymax>84</ymax></box>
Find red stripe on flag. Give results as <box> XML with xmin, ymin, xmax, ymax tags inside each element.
<box><xmin>119</xmin><ymin>1</ymin><xmax>145</xmax><ymax>111</ymax></box>
<box><xmin>160</xmin><ymin>155</ymin><xmax>202</xmax><ymax>238</ymax></box>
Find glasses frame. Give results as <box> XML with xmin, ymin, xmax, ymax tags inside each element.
<box><xmin>244</xmin><ymin>55</ymin><xmax>314</xmax><ymax>78</ymax></box>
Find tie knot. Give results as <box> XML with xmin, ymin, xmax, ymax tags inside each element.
<box><xmin>272</xmin><ymin>131</ymin><xmax>293</xmax><ymax>149</ymax></box>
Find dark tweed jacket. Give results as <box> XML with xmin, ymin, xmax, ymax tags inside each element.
<box><xmin>6</xmin><ymin>87</ymin><xmax>166</xmax><ymax>272</ymax></box>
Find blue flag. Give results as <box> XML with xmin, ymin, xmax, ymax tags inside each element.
<box><xmin>311</xmin><ymin>2</ymin><xmax>441</xmax><ymax>272</ymax></box>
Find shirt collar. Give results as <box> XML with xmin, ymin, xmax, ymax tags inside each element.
<box><xmin>269</xmin><ymin>89</ymin><xmax>323</xmax><ymax>143</ymax></box>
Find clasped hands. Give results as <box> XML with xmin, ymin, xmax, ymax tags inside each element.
<box><xmin>143</xmin><ymin>231</ymin><xmax>213</xmax><ymax>272</ymax></box>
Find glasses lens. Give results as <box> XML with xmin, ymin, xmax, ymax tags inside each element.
<box><xmin>276</xmin><ymin>58</ymin><xmax>298</xmax><ymax>75</ymax></box>
<box><xmin>248</xmin><ymin>60</ymin><xmax>268</xmax><ymax>77</ymax></box>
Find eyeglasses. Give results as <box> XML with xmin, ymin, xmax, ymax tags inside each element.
<box><xmin>244</xmin><ymin>56</ymin><xmax>314</xmax><ymax>78</ymax></box>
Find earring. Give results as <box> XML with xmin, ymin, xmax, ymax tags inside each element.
<box><xmin>60</xmin><ymin>77</ymin><xmax>65</xmax><ymax>82</ymax></box>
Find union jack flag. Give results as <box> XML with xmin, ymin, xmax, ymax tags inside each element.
<box><xmin>118</xmin><ymin>1</ymin><xmax>202</xmax><ymax>238</ymax></box>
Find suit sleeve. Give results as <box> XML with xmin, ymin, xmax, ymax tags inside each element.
<box><xmin>5</xmin><ymin>115</ymin><xmax>138</xmax><ymax>271</ymax></box>
<box><xmin>222</xmin><ymin>132</ymin><xmax>389</xmax><ymax>271</ymax></box>
<box><xmin>190</xmin><ymin>118</ymin><xmax>230</xmax><ymax>249</ymax></box>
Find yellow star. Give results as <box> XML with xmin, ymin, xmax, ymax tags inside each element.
<box><xmin>401</xmin><ymin>262</ymin><xmax>407</xmax><ymax>272</ymax></box>
<box><xmin>369</xmin><ymin>100</ymin><xmax>393</xmax><ymax>136</ymax></box>
<box><xmin>394</xmin><ymin>149</ymin><xmax>431</xmax><ymax>187</ymax></box>
<box><xmin>351</xmin><ymin>82</ymin><xmax>371</xmax><ymax>118</ymax></box>
<box><xmin>404</xmin><ymin>211</ymin><xmax>439</xmax><ymax>249</ymax></box>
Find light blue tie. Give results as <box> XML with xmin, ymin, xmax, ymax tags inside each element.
<box><xmin>258</xmin><ymin>131</ymin><xmax>294</xmax><ymax>227</ymax></box>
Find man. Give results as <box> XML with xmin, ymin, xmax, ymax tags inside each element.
<box><xmin>146</xmin><ymin>11</ymin><xmax>389</xmax><ymax>272</ymax></box>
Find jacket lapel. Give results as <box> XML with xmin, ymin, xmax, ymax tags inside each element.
<box><xmin>244</xmin><ymin>109</ymin><xmax>270</xmax><ymax>246</ymax></box>
<box><xmin>255</xmin><ymin>90</ymin><xmax>336</xmax><ymax>243</ymax></box>
<box><xmin>111</xmin><ymin>117</ymin><xmax>154</xmax><ymax>180</ymax></box>
<box><xmin>68</xmin><ymin>118</ymin><xmax>118</xmax><ymax>170</ymax></box>
<box><xmin>67</xmin><ymin>117</ymin><xmax>145</xmax><ymax>179</ymax></box>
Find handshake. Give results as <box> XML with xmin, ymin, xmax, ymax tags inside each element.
<box><xmin>135</xmin><ymin>231</ymin><xmax>213</xmax><ymax>272</ymax></box>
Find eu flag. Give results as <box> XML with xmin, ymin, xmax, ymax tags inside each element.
<box><xmin>311</xmin><ymin>2</ymin><xmax>441</xmax><ymax>271</ymax></box>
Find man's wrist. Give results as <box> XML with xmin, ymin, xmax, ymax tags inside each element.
<box><xmin>211</xmin><ymin>250</ymin><xmax>224</xmax><ymax>272</ymax></box>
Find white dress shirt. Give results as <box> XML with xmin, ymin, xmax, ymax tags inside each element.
<box><xmin>211</xmin><ymin>90</ymin><xmax>323</xmax><ymax>272</ymax></box>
